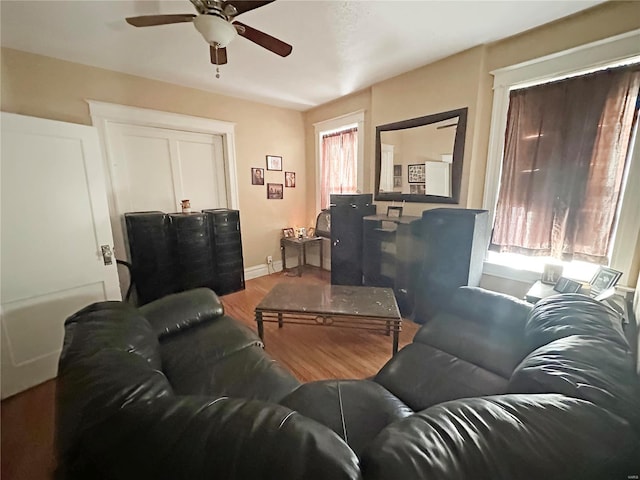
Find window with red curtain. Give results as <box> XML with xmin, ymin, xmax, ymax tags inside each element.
<box><xmin>320</xmin><ymin>127</ymin><xmax>358</xmax><ymax>210</ymax></box>
<box><xmin>490</xmin><ymin>64</ymin><xmax>640</xmax><ymax>264</ymax></box>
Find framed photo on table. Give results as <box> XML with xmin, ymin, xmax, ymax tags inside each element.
<box><xmin>589</xmin><ymin>267</ymin><xmax>622</xmax><ymax>296</ymax></box>
<box><xmin>387</xmin><ymin>206</ymin><xmax>403</xmax><ymax>218</ymax></box>
<box><xmin>553</xmin><ymin>277</ymin><xmax>582</xmax><ymax>294</ymax></box>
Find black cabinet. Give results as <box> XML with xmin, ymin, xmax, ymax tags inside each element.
<box><xmin>124</xmin><ymin>209</ymin><xmax>245</xmax><ymax>305</ymax></box>
<box><xmin>362</xmin><ymin>214</ymin><xmax>422</xmax><ymax>316</ymax></box>
<box><xmin>330</xmin><ymin>194</ymin><xmax>376</xmax><ymax>285</ymax></box>
<box><xmin>414</xmin><ymin>208</ymin><xmax>489</xmax><ymax>323</ymax></box>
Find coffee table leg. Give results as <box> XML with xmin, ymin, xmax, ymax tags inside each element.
<box><xmin>278</xmin><ymin>312</ymin><xmax>283</xmax><ymax>329</ymax></box>
<box><xmin>256</xmin><ymin>311</ymin><xmax>265</xmax><ymax>343</ymax></box>
<box><xmin>392</xmin><ymin>326</ymin><xmax>399</xmax><ymax>355</ymax></box>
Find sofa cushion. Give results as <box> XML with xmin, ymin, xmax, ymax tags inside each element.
<box><xmin>374</xmin><ymin>343</ymin><xmax>508</xmax><ymax>411</ymax></box>
<box><xmin>509</xmin><ymin>334</ymin><xmax>640</xmax><ymax>433</ymax></box>
<box><xmin>414</xmin><ymin>312</ymin><xmax>528</xmax><ymax>379</ymax></box>
<box><xmin>361</xmin><ymin>394</ymin><xmax>640</xmax><ymax>480</ymax></box>
<box><xmin>139</xmin><ymin>287</ymin><xmax>225</xmax><ymax>339</ymax></box>
<box><xmin>163</xmin><ymin>342</ymin><xmax>300</xmax><ymax>403</ymax></box>
<box><xmin>525</xmin><ymin>293</ymin><xmax>630</xmax><ymax>350</ymax></box>
<box><xmin>69</xmin><ymin>396</ymin><xmax>362</xmax><ymax>480</ymax></box>
<box><xmin>280</xmin><ymin>380</ymin><xmax>412</xmax><ymax>457</ymax></box>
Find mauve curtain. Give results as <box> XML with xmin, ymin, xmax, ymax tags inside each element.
<box><xmin>491</xmin><ymin>64</ymin><xmax>640</xmax><ymax>263</ymax></box>
<box><xmin>320</xmin><ymin>128</ymin><xmax>358</xmax><ymax>209</ymax></box>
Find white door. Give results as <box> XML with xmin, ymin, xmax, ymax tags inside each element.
<box><xmin>105</xmin><ymin>123</ymin><xmax>226</xmax><ymax>284</ymax></box>
<box><xmin>1</xmin><ymin>112</ymin><xmax>121</xmax><ymax>399</ymax></box>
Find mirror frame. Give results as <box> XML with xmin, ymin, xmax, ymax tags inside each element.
<box><xmin>374</xmin><ymin>107</ymin><xmax>468</xmax><ymax>204</ymax></box>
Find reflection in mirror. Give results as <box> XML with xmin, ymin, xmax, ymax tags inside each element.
<box><xmin>375</xmin><ymin>108</ymin><xmax>467</xmax><ymax>204</ymax></box>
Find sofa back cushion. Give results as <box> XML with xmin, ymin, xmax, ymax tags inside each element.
<box><xmin>508</xmin><ymin>334</ymin><xmax>640</xmax><ymax>433</ymax></box>
<box><xmin>57</xmin><ymin>302</ymin><xmax>173</xmax><ymax>465</ymax></box>
<box><xmin>413</xmin><ymin>287</ymin><xmax>531</xmax><ymax>378</ymax></box>
<box><xmin>138</xmin><ymin>287</ymin><xmax>225</xmax><ymax>339</ymax></box>
<box><xmin>525</xmin><ymin>293</ymin><xmax>629</xmax><ymax>350</ymax></box>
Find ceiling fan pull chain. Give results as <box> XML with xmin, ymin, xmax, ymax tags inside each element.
<box><xmin>215</xmin><ymin>44</ymin><xmax>221</xmax><ymax>79</ymax></box>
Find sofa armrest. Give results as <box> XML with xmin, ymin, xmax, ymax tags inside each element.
<box><xmin>64</xmin><ymin>396</ymin><xmax>361</xmax><ymax>480</ymax></box>
<box><xmin>361</xmin><ymin>394</ymin><xmax>639</xmax><ymax>480</ymax></box>
<box><xmin>139</xmin><ymin>288</ymin><xmax>225</xmax><ymax>339</ymax></box>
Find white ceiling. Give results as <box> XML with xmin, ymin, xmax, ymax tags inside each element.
<box><xmin>1</xmin><ymin>0</ymin><xmax>605</xmax><ymax>111</ymax></box>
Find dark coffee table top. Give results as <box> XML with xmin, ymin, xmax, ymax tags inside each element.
<box><xmin>255</xmin><ymin>283</ymin><xmax>400</xmax><ymax>319</ymax></box>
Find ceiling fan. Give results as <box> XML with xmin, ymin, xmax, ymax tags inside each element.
<box><xmin>125</xmin><ymin>0</ymin><xmax>292</xmax><ymax>77</ymax></box>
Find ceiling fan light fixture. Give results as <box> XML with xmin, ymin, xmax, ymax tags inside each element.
<box><xmin>193</xmin><ymin>14</ymin><xmax>237</xmax><ymax>47</ymax></box>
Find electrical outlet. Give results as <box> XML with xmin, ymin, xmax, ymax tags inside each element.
<box><xmin>267</xmin><ymin>255</ymin><xmax>273</xmax><ymax>264</ymax></box>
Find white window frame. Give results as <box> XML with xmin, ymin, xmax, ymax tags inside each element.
<box><xmin>314</xmin><ymin>110</ymin><xmax>365</xmax><ymax>212</ymax></box>
<box><xmin>482</xmin><ymin>29</ymin><xmax>640</xmax><ymax>287</ymax></box>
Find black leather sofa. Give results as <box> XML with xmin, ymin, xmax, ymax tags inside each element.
<box><xmin>56</xmin><ymin>286</ymin><xmax>640</xmax><ymax>479</ymax></box>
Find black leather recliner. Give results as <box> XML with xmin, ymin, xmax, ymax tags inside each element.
<box><xmin>55</xmin><ymin>287</ymin><xmax>640</xmax><ymax>479</ymax></box>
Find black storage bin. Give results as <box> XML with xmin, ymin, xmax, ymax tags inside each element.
<box><xmin>203</xmin><ymin>209</ymin><xmax>245</xmax><ymax>295</ymax></box>
<box><xmin>414</xmin><ymin>208</ymin><xmax>489</xmax><ymax>323</ymax></box>
<box><xmin>124</xmin><ymin>211</ymin><xmax>176</xmax><ymax>305</ymax></box>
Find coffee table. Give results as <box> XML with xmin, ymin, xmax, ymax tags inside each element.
<box><xmin>255</xmin><ymin>283</ymin><xmax>402</xmax><ymax>355</ymax></box>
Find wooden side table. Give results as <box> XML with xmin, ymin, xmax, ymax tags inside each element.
<box><xmin>280</xmin><ymin>236</ymin><xmax>323</xmax><ymax>276</ymax></box>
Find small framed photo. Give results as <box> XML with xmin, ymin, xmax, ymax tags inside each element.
<box><xmin>409</xmin><ymin>184</ymin><xmax>425</xmax><ymax>195</ymax></box>
<box><xmin>251</xmin><ymin>167</ymin><xmax>264</xmax><ymax>185</ymax></box>
<box><xmin>541</xmin><ymin>263</ymin><xmax>563</xmax><ymax>285</ymax></box>
<box><xmin>285</xmin><ymin>171</ymin><xmax>296</xmax><ymax>188</ymax></box>
<box><xmin>267</xmin><ymin>183</ymin><xmax>283</xmax><ymax>199</ymax></box>
<box><xmin>282</xmin><ymin>227</ymin><xmax>295</xmax><ymax>238</ymax></box>
<box><xmin>408</xmin><ymin>164</ymin><xmax>425</xmax><ymax>183</ymax></box>
<box><xmin>266</xmin><ymin>155</ymin><xmax>282</xmax><ymax>171</ymax></box>
<box><xmin>589</xmin><ymin>267</ymin><xmax>622</xmax><ymax>296</ymax></box>
<box><xmin>387</xmin><ymin>206</ymin><xmax>403</xmax><ymax>218</ymax></box>
<box><xmin>393</xmin><ymin>165</ymin><xmax>402</xmax><ymax>177</ymax></box>
<box><xmin>553</xmin><ymin>277</ymin><xmax>582</xmax><ymax>294</ymax></box>
<box><xmin>393</xmin><ymin>176</ymin><xmax>402</xmax><ymax>188</ymax></box>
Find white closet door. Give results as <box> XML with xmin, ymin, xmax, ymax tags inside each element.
<box><xmin>1</xmin><ymin>112</ymin><xmax>120</xmax><ymax>398</ymax></box>
<box><xmin>106</xmin><ymin>123</ymin><xmax>227</xmax><ymax>269</ymax></box>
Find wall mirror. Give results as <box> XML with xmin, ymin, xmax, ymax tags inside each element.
<box><xmin>375</xmin><ymin>107</ymin><xmax>468</xmax><ymax>204</ymax></box>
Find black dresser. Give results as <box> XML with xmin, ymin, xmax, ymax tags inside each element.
<box><xmin>124</xmin><ymin>209</ymin><xmax>244</xmax><ymax>304</ymax></box>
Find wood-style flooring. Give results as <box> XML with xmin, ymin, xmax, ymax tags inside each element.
<box><xmin>1</xmin><ymin>270</ymin><xmax>418</xmax><ymax>480</ymax></box>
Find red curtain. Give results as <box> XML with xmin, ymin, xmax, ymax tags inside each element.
<box><xmin>491</xmin><ymin>64</ymin><xmax>640</xmax><ymax>263</ymax></box>
<box><xmin>320</xmin><ymin>128</ymin><xmax>358</xmax><ymax>210</ymax></box>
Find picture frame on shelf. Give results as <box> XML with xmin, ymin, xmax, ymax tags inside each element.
<box><xmin>541</xmin><ymin>263</ymin><xmax>563</xmax><ymax>285</ymax></box>
<box><xmin>266</xmin><ymin>155</ymin><xmax>282</xmax><ymax>171</ymax></box>
<box><xmin>267</xmin><ymin>183</ymin><xmax>283</xmax><ymax>199</ymax></box>
<box><xmin>387</xmin><ymin>206</ymin><xmax>403</xmax><ymax>218</ymax></box>
<box><xmin>553</xmin><ymin>277</ymin><xmax>582</xmax><ymax>294</ymax></box>
<box><xmin>282</xmin><ymin>227</ymin><xmax>295</xmax><ymax>238</ymax></box>
<box><xmin>589</xmin><ymin>266</ymin><xmax>622</xmax><ymax>296</ymax></box>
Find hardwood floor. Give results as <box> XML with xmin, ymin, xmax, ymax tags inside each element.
<box><xmin>1</xmin><ymin>270</ymin><xmax>418</xmax><ymax>480</ymax></box>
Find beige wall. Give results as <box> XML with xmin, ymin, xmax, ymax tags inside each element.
<box><xmin>1</xmin><ymin>48</ymin><xmax>306</xmax><ymax>270</ymax></box>
<box><xmin>303</xmin><ymin>1</ymin><xmax>640</xmax><ymax>295</ymax></box>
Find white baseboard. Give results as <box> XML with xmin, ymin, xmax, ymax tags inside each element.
<box><xmin>244</xmin><ymin>261</ymin><xmax>283</xmax><ymax>280</ymax></box>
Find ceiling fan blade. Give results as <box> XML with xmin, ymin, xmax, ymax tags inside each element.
<box><xmin>210</xmin><ymin>45</ymin><xmax>228</xmax><ymax>65</ymax></box>
<box><xmin>126</xmin><ymin>14</ymin><xmax>196</xmax><ymax>27</ymax></box>
<box><xmin>223</xmin><ymin>1</ymin><xmax>275</xmax><ymax>17</ymax></box>
<box><xmin>233</xmin><ymin>21</ymin><xmax>292</xmax><ymax>57</ymax></box>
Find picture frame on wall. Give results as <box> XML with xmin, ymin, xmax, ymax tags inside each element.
<box><xmin>267</xmin><ymin>183</ymin><xmax>283</xmax><ymax>199</ymax></box>
<box><xmin>266</xmin><ymin>155</ymin><xmax>282</xmax><ymax>171</ymax></box>
<box><xmin>408</xmin><ymin>164</ymin><xmax>425</xmax><ymax>183</ymax></box>
<box><xmin>409</xmin><ymin>184</ymin><xmax>425</xmax><ymax>195</ymax></box>
<box><xmin>285</xmin><ymin>171</ymin><xmax>296</xmax><ymax>187</ymax></box>
<box><xmin>251</xmin><ymin>167</ymin><xmax>264</xmax><ymax>185</ymax></box>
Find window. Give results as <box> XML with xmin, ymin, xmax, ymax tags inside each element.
<box><xmin>483</xmin><ymin>31</ymin><xmax>640</xmax><ymax>286</ymax></box>
<box><xmin>491</xmin><ymin>65</ymin><xmax>639</xmax><ymax>263</ymax></box>
<box><xmin>314</xmin><ymin>111</ymin><xmax>365</xmax><ymax>211</ymax></box>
